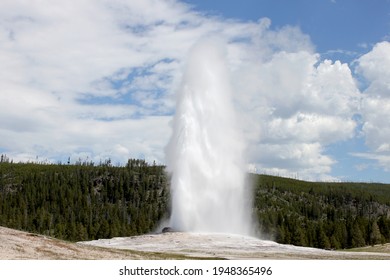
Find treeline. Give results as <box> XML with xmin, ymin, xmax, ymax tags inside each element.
<box><xmin>0</xmin><ymin>159</ymin><xmax>169</xmax><ymax>241</ymax></box>
<box><xmin>1</xmin><ymin>159</ymin><xmax>390</xmax><ymax>250</ymax></box>
<box><xmin>254</xmin><ymin>175</ymin><xmax>390</xmax><ymax>249</ymax></box>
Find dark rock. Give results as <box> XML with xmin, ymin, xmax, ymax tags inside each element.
<box><xmin>161</xmin><ymin>227</ymin><xmax>175</xmax><ymax>233</ymax></box>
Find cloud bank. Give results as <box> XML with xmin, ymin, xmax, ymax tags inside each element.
<box><xmin>0</xmin><ymin>0</ymin><xmax>388</xmax><ymax>181</ymax></box>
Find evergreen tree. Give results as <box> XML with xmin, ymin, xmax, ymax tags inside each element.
<box><xmin>369</xmin><ymin>220</ymin><xmax>383</xmax><ymax>245</ymax></box>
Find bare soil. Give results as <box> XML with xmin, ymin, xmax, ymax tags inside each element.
<box><xmin>0</xmin><ymin>226</ymin><xmax>171</xmax><ymax>259</ymax></box>
<box><xmin>2</xmin><ymin>226</ymin><xmax>390</xmax><ymax>260</ymax></box>
<box><xmin>80</xmin><ymin>231</ymin><xmax>390</xmax><ymax>260</ymax></box>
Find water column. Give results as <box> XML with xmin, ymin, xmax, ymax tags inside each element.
<box><xmin>165</xmin><ymin>38</ymin><xmax>253</xmax><ymax>235</ymax></box>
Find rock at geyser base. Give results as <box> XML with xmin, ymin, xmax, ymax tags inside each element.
<box><xmin>161</xmin><ymin>227</ymin><xmax>175</xmax><ymax>233</ymax></box>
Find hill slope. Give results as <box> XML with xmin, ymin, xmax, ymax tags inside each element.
<box><xmin>1</xmin><ymin>161</ymin><xmax>390</xmax><ymax>250</ymax></box>
<box><xmin>254</xmin><ymin>174</ymin><xmax>390</xmax><ymax>249</ymax></box>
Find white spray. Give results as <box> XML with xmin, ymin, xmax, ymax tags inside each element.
<box><xmin>166</xmin><ymin>38</ymin><xmax>253</xmax><ymax>235</ymax></box>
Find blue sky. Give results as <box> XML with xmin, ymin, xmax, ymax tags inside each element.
<box><xmin>186</xmin><ymin>0</ymin><xmax>390</xmax><ymax>183</ymax></box>
<box><xmin>185</xmin><ymin>0</ymin><xmax>389</xmax><ymax>53</ymax></box>
<box><xmin>0</xmin><ymin>0</ymin><xmax>389</xmax><ymax>182</ymax></box>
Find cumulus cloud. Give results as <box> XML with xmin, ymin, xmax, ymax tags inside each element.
<box><xmin>353</xmin><ymin>41</ymin><xmax>390</xmax><ymax>171</ymax></box>
<box><xmin>231</xmin><ymin>41</ymin><xmax>360</xmax><ymax>180</ymax></box>
<box><xmin>357</xmin><ymin>42</ymin><xmax>390</xmax><ymax>97</ymax></box>
<box><xmin>0</xmin><ymin>0</ymin><xmax>387</xmax><ymax>181</ymax></box>
<box><xmin>0</xmin><ymin>0</ymin><xmax>196</xmax><ymax>164</ymax></box>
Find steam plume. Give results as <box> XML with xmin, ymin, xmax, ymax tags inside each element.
<box><xmin>165</xmin><ymin>38</ymin><xmax>253</xmax><ymax>235</ymax></box>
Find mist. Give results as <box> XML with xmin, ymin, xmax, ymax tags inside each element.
<box><xmin>165</xmin><ymin>38</ymin><xmax>253</xmax><ymax>235</ymax></box>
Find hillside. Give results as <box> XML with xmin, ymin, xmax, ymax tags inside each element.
<box><xmin>0</xmin><ymin>159</ymin><xmax>169</xmax><ymax>241</ymax></box>
<box><xmin>254</xmin><ymin>175</ymin><xmax>390</xmax><ymax>249</ymax></box>
<box><xmin>1</xmin><ymin>160</ymin><xmax>390</xmax><ymax>250</ymax></box>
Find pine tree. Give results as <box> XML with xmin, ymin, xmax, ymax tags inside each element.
<box><xmin>351</xmin><ymin>222</ymin><xmax>366</xmax><ymax>248</ymax></box>
<box><xmin>369</xmin><ymin>220</ymin><xmax>383</xmax><ymax>246</ymax></box>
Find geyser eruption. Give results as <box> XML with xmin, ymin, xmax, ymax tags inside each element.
<box><xmin>166</xmin><ymin>38</ymin><xmax>253</xmax><ymax>235</ymax></box>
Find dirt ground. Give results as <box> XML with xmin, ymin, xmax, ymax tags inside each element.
<box><xmin>80</xmin><ymin>231</ymin><xmax>390</xmax><ymax>260</ymax></box>
<box><xmin>0</xmin><ymin>226</ymin><xmax>168</xmax><ymax>259</ymax></box>
<box><xmin>2</xmin><ymin>226</ymin><xmax>390</xmax><ymax>260</ymax></box>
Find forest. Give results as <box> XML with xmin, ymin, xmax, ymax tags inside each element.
<box><xmin>254</xmin><ymin>175</ymin><xmax>390</xmax><ymax>249</ymax></box>
<box><xmin>0</xmin><ymin>158</ymin><xmax>169</xmax><ymax>241</ymax></box>
<box><xmin>1</xmin><ymin>156</ymin><xmax>390</xmax><ymax>249</ymax></box>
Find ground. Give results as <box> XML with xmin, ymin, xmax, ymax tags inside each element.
<box><xmin>1</xmin><ymin>226</ymin><xmax>390</xmax><ymax>260</ymax></box>
<box><xmin>0</xmin><ymin>226</ymin><xmax>174</xmax><ymax>259</ymax></box>
<box><xmin>80</xmin><ymin>231</ymin><xmax>390</xmax><ymax>260</ymax></box>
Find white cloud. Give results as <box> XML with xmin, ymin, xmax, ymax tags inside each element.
<box><xmin>0</xmin><ymin>0</ymin><xmax>191</xmax><ymax>164</ymax></box>
<box><xmin>354</xmin><ymin>41</ymin><xmax>390</xmax><ymax>171</ymax></box>
<box><xmin>265</xmin><ymin>113</ymin><xmax>356</xmax><ymax>144</ymax></box>
<box><xmin>352</xmin><ymin>153</ymin><xmax>390</xmax><ymax>172</ymax></box>
<box><xmin>357</xmin><ymin>41</ymin><xmax>390</xmax><ymax>97</ymax></box>
<box><xmin>253</xmin><ymin>142</ymin><xmax>336</xmax><ymax>180</ymax></box>
<box><xmin>232</xmin><ymin>43</ymin><xmax>360</xmax><ymax>180</ymax></box>
<box><xmin>0</xmin><ymin>0</ymin><xmax>386</xmax><ymax>181</ymax></box>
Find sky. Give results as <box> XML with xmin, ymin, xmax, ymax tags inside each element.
<box><xmin>0</xmin><ymin>0</ymin><xmax>389</xmax><ymax>182</ymax></box>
